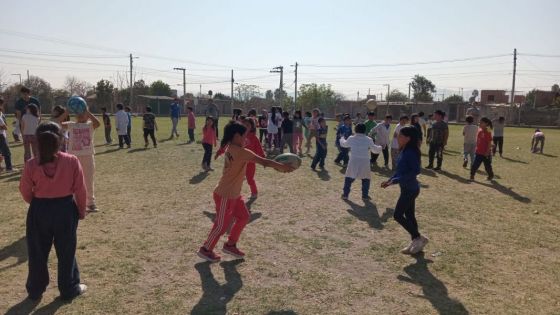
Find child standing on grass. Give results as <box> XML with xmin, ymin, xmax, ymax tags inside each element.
<box><xmin>371</xmin><ymin>115</ymin><xmax>392</xmax><ymax>167</ymax></box>
<box><xmin>242</xmin><ymin>117</ymin><xmax>265</xmax><ymax>199</ymax></box>
<box><xmin>305</xmin><ymin>109</ymin><xmax>320</xmax><ymax>154</ymax></box>
<box><xmin>381</xmin><ymin>126</ymin><xmax>428</xmax><ymax>255</ymax></box>
<box><xmin>125</xmin><ymin>106</ymin><xmax>132</xmax><ymax>144</ymax></box>
<box><xmin>311</xmin><ymin>118</ymin><xmax>328</xmax><ymax>170</ymax></box>
<box><xmin>340</xmin><ymin>123</ymin><xmax>382</xmax><ymax>201</ymax></box>
<box><xmin>12</xmin><ymin>120</ymin><xmax>22</xmax><ymax>142</ymax></box>
<box><xmin>334</xmin><ymin>115</ymin><xmax>352</xmax><ymax>166</ymax></box>
<box><xmin>142</xmin><ymin>106</ymin><xmax>158</xmax><ymax>148</ymax></box>
<box><xmin>426</xmin><ymin>110</ymin><xmax>448</xmax><ymax>171</ymax></box>
<box><xmin>50</xmin><ymin>105</ymin><xmax>69</xmax><ymax>152</ymax></box>
<box><xmin>469</xmin><ymin>117</ymin><xmax>494</xmax><ymax>181</ymax></box>
<box><xmin>293</xmin><ymin>110</ymin><xmax>305</xmax><ymax>155</ymax></box>
<box><xmin>19</xmin><ymin>121</ymin><xmax>88</xmax><ymax>301</ymax></box>
<box><xmin>0</xmin><ymin>99</ymin><xmax>15</xmax><ymax>172</ymax></box>
<box><xmin>258</xmin><ymin>109</ymin><xmax>268</xmax><ymax>145</ymax></box>
<box><xmin>101</xmin><ymin>107</ymin><xmax>112</xmax><ymax>145</ymax></box>
<box><xmin>187</xmin><ymin>106</ymin><xmax>196</xmax><ymax>143</ymax></box>
<box><xmin>280</xmin><ymin>111</ymin><xmax>294</xmax><ymax>154</ymax></box>
<box><xmin>202</xmin><ymin>117</ymin><xmax>217</xmax><ymax>171</ymax></box>
<box><xmin>531</xmin><ymin>129</ymin><xmax>545</xmax><ymax>153</ymax></box>
<box><xmin>64</xmin><ymin>107</ymin><xmax>101</xmax><ymax>212</ymax></box>
<box><xmin>197</xmin><ymin>121</ymin><xmax>294</xmax><ymax>262</ymax></box>
<box><xmin>21</xmin><ymin>104</ymin><xmax>41</xmax><ymax>163</ymax></box>
<box><xmin>462</xmin><ymin>115</ymin><xmax>478</xmax><ymax>168</ymax></box>
<box><xmin>267</xmin><ymin>107</ymin><xmax>279</xmax><ymax>152</ymax></box>
<box><xmin>391</xmin><ymin>116</ymin><xmax>409</xmax><ymax>170</ymax></box>
<box><xmin>115</xmin><ymin>104</ymin><xmax>130</xmax><ymax>149</ymax></box>
<box><xmin>492</xmin><ymin>116</ymin><xmax>505</xmax><ymax>157</ymax></box>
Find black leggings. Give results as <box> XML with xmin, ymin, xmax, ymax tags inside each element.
<box><xmin>202</xmin><ymin>143</ymin><xmax>212</xmax><ymax>167</ymax></box>
<box><xmin>492</xmin><ymin>136</ymin><xmax>503</xmax><ymax>155</ymax></box>
<box><xmin>143</xmin><ymin>128</ymin><xmax>156</xmax><ymax>146</ymax></box>
<box><xmin>393</xmin><ymin>188</ymin><xmax>420</xmax><ymax>240</ymax></box>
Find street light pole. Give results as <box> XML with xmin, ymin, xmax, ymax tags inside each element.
<box><xmin>383</xmin><ymin>84</ymin><xmax>390</xmax><ymax>115</ymax></box>
<box><xmin>173</xmin><ymin>67</ymin><xmax>187</xmax><ymax>103</ymax></box>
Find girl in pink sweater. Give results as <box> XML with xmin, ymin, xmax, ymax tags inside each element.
<box><xmin>19</xmin><ymin>121</ymin><xmax>88</xmax><ymax>301</ymax></box>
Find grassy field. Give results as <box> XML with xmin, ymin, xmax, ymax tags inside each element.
<box><xmin>1</xmin><ymin>116</ymin><xmax>559</xmax><ymax>315</ymax></box>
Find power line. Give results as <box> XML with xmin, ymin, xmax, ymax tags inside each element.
<box><xmin>518</xmin><ymin>53</ymin><xmax>560</xmax><ymax>58</ymax></box>
<box><xmin>0</xmin><ymin>48</ymin><xmax>125</xmax><ymax>58</ymax></box>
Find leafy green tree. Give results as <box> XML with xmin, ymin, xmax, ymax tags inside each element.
<box><xmin>410</xmin><ymin>75</ymin><xmax>436</xmax><ymax>102</ymax></box>
<box><xmin>386</xmin><ymin>89</ymin><xmax>409</xmax><ymax>102</ymax></box>
<box><xmin>265</xmin><ymin>89</ymin><xmax>274</xmax><ymax>100</ymax></box>
<box><xmin>23</xmin><ymin>75</ymin><xmax>53</xmax><ymax>110</ymax></box>
<box><xmin>95</xmin><ymin>79</ymin><xmax>114</xmax><ymax>108</ymax></box>
<box><xmin>443</xmin><ymin>94</ymin><xmax>464</xmax><ymax>103</ymax></box>
<box><xmin>214</xmin><ymin>92</ymin><xmax>231</xmax><ymax>100</ymax></box>
<box><xmin>298</xmin><ymin>83</ymin><xmax>342</xmax><ymax>112</ymax></box>
<box><xmin>149</xmin><ymin>80</ymin><xmax>172</xmax><ymax>96</ymax></box>
<box><xmin>235</xmin><ymin>84</ymin><xmax>261</xmax><ymax>101</ymax></box>
<box><xmin>133</xmin><ymin>79</ymin><xmax>150</xmax><ymax>96</ymax></box>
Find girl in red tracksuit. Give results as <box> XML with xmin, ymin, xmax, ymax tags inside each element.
<box><xmin>241</xmin><ymin>117</ymin><xmax>265</xmax><ymax>199</ymax></box>
<box><xmin>198</xmin><ymin>121</ymin><xmax>294</xmax><ymax>262</ymax></box>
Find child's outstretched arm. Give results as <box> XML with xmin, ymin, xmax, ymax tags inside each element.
<box><xmin>252</xmin><ymin>155</ymin><xmax>294</xmax><ymax>173</ymax></box>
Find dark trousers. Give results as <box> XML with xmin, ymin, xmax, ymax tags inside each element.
<box><xmin>259</xmin><ymin>129</ymin><xmax>267</xmax><ymax>144</ymax></box>
<box><xmin>311</xmin><ymin>143</ymin><xmax>327</xmax><ymax>169</ymax></box>
<box><xmin>393</xmin><ymin>188</ymin><xmax>420</xmax><ymax>240</ymax></box>
<box><xmin>214</xmin><ymin>120</ymin><xmax>219</xmax><ymax>138</ymax></box>
<box><xmin>492</xmin><ymin>136</ymin><xmax>503</xmax><ymax>155</ymax></box>
<box><xmin>202</xmin><ymin>143</ymin><xmax>213</xmax><ymax>167</ymax></box>
<box><xmin>372</xmin><ymin>146</ymin><xmax>389</xmax><ymax>166</ymax></box>
<box><xmin>0</xmin><ymin>134</ymin><xmax>13</xmax><ymax>170</ymax></box>
<box><xmin>104</xmin><ymin>126</ymin><xmax>112</xmax><ymax>143</ymax></box>
<box><xmin>428</xmin><ymin>143</ymin><xmax>444</xmax><ymax>167</ymax></box>
<box><xmin>343</xmin><ymin>177</ymin><xmax>371</xmax><ymax>198</ymax></box>
<box><xmin>188</xmin><ymin>128</ymin><xmax>195</xmax><ymax>142</ymax></box>
<box><xmin>280</xmin><ymin>133</ymin><xmax>294</xmax><ymax>153</ymax></box>
<box><xmin>143</xmin><ymin>128</ymin><xmax>157</xmax><ymax>146</ymax></box>
<box><xmin>470</xmin><ymin>154</ymin><xmax>494</xmax><ymax>178</ymax></box>
<box><xmin>127</xmin><ymin>126</ymin><xmax>132</xmax><ymax>143</ymax></box>
<box><xmin>26</xmin><ymin>196</ymin><xmax>81</xmax><ymax>300</ymax></box>
<box><xmin>118</xmin><ymin>134</ymin><xmax>131</xmax><ymax>148</ymax></box>
<box><xmin>335</xmin><ymin>147</ymin><xmax>350</xmax><ymax>165</ymax></box>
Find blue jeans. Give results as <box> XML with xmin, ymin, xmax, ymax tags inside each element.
<box><xmin>311</xmin><ymin>143</ymin><xmax>327</xmax><ymax>169</ymax></box>
<box><xmin>335</xmin><ymin>147</ymin><xmax>349</xmax><ymax>165</ymax></box>
<box><xmin>343</xmin><ymin>177</ymin><xmax>371</xmax><ymax>198</ymax></box>
<box><xmin>171</xmin><ymin>117</ymin><xmax>179</xmax><ymax>137</ymax></box>
<box><xmin>0</xmin><ymin>135</ymin><xmax>13</xmax><ymax>170</ymax></box>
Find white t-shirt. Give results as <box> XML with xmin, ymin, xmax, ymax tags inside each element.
<box><xmin>21</xmin><ymin>113</ymin><xmax>40</xmax><ymax>135</ymax></box>
<box><xmin>391</xmin><ymin>123</ymin><xmax>403</xmax><ymax>149</ymax></box>
<box><xmin>67</xmin><ymin>121</ymin><xmax>95</xmax><ymax>156</ymax></box>
<box><xmin>463</xmin><ymin>124</ymin><xmax>478</xmax><ymax>144</ymax></box>
<box><xmin>418</xmin><ymin>117</ymin><xmax>427</xmax><ymax>129</ymax></box>
<box><xmin>0</xmin><ymin>113</ymin><xmax>7</xmax><ymax>137</ymax></box>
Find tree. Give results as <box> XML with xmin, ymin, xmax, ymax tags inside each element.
<box><xmin>298</xmin><ymin>83</ymin><xmax>342</xmax><ymax>112</ymax></box>
<box><xmin>23</xmin><ymin>75</ymin><xmax>54</xmax><ymax>110</ymax></box>
<box><xmin>552</xmin><ymin>84</ymin><xmax>559</xmax><ymax>93</ymax></box>
<box><xmin>525</xmin><ymin>89</ymin><xmax>537</xmax><ymax>106</ymax></box>
<box><xmin>133</xmin><ymin>79</ymin><xmax>150</xmax><ymax>96</ymax></box>
<box><xmin>443</xmin><ymin>94</ymin><xmax>464</xmax><ymax>103</ymax></box>
<box><xmin>149</xmin><ymin>80</ymin><xmax>172</xmax><ymax>96</ymax></box>
<box><xmin>213</xmin><ymin>92</ymin><xmax>231</xmax><ymax>100</ymax></box>
<box><xmin>64</xmin><ymin>76</ymin><xmax>91</xmax><ymax>96</ymax></box>
<box><xmin>95</xmin><ymin>79</ymin><xmax>114</xmax><ymax>108</ymax></box>
<box><xmin>265</xmin><ymin>89</ymin><xmax>274</xmax><ymax>100</ymax></box>
<box><xmin>386</xmin><ymin>89</ymin><xmax>409</xmax><ymax>102</ymax></box>
<box><xmin>234</xmin><ymin>84</ymin><xmax>261</xmax><ymax>102</ymax></box>
<box><xmin>410</xmin><ymin>75</ymin><xmax>436</xmax><ymax>102</ymax></box>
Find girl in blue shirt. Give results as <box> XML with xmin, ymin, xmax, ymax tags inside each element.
<box><xmin>381</xmin><ymin>126</ymin><xmax>429</xmax><ymax>255</ymax></box>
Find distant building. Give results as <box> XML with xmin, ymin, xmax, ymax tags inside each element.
<box><xmin>480</xmin><ymin>90</ymin><xmax>525</xmax><ymax>105</ymax></box>
<box><xmin>532</xmin><ymin>90</ymin><xmax>558</xmax><ymax>107</ymax></box>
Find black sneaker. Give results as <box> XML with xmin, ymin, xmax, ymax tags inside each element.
<box><xmin>433</xmin><ymin>167</ymin><xmax>441</xmax><ymax>171</ymax></box>
<box><xmin>362</xmin><ymin>196</ymin><xmax>372</xmax><ymax>201</ymax></box>
<box><xmin>462</xmin><ymin>160</ymin><xmax>468</xmax><ymax>168</ymax></box>
<box><xmin>426</xmin><ymin>165</ymin><xmax>433</xmax><ymax>169</ymax></box>
<box><xmin>487</xmin><ymin>175</ymin><xmax>494</xmax><ymax>181</ymax></box>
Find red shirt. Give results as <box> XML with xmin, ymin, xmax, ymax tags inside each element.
<box><xmin>187</xmin><ymin>112</ymin><xmax>196</xmax><ymax>129</ymax></box>
<box><xmin>475</xmin><ymin>128</ymin><xmax>492</xmax><ymax>155</ymax></box>
<box><xmin>245</xmin><ymin>132</ymin><xmax>265</xmax><ymax>158</ymax></box>
<box><xmin>19</xmin><ymin>152</ymin><xmax>87</xmax><ymax>219</ymax></box>
<box><xmin>202</xmin><ymin>126</ymin><xmax>217</xmax><ymax>146</ymax></box>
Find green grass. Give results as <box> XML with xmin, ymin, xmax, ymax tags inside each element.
<box><xmin>1</xmin><ymin>116</ymin><xmax>559</xmax><ymax>314</ymax></box>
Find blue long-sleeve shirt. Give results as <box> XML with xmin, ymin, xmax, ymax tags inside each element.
<box><xmin>336</xmin><ymin>124</ymin><xmax>352</xmax><ymax>147</ymax></box>
<box><xmin>390</xmin><ymin>147</ymin><xmax>420</xmax><ymax>190</ymax></box>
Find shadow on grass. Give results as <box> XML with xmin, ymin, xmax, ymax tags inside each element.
<box><xmin>127</xmin><ymin>148</ymin><xmax>147</xmax><ymax>154</ymax></box>
<box><xmin>344</xmin><ymin>200</ymin><xmax>393</xmax><ymax>230</ymax></box>
<box><xmin>478</xmin><ymin>180</ymin><xmax>531</xmax><ymax>203</ymax></box>
<box><xmin>1</xmin><ymin>174</ymin><xmax>22</xmax><ymax>183</ymax></box>
<box><xmin>420</xmin><ymin>169</ymin><xmax>437</xmax><ymax>177</ymax></box>
<box><xmin>95</xmin><ymin>148</ymin><xmax>121</xmax><ymax>156</ymax></box>
<box><xmin>500</xmin><ymin>156</ymin><xmax>528</xmax><ymax>164</ymax></box>
<box><xmin>0</xmin><ymin>170</ymin><xmax>21</xmax><ymax>179</ymax></box>
<box><xmin>191</xmin><ymin>259</ymin><xmax>244</xmax><ymax>315</ymax></box>
<box><xmin>437</xmin><ymin>170</ymin><xmax>471</xmax><ymax>184</ymax></box>
<box><xmin>397</xmin><ymin>253</ymin><xmax>469</xmax><ymax>315</ymax></box>
<box><xmin>312</xmin><ymin>169</ymin><xmax>330</xmax><ymax>181</ymax></box>
<box><xmin>266</xmin><ymin>311</ymin><xmax>299</xmax><ymax>315</ymax></box>
<box><xmin>4</xmin><ymin>297</ymin><xmax>41</xmax><ymax>315</ymax></box>
<box><xmin>540</xmin><ymin>153</ymin><xmax>558</xmax><ymax>158</ymax></box>
<box><xmin>373</xmin><ymin>166</ymin><xmax>393</xmax><ymax>177</ymax></box>
<box><xmin>31</xmin><ymin>297</ymin><xmax>68</xmax><ymax>315</ymax></box>
<box><xmin>0</xmin><ymin>236</ymin><xmax>27</xmax><ymax>272</ymax></box>
<box><xmin>189</xmin><ymin>171</ymin><xmax>209</xmax><ymax>184</ymax></box>
<box><xmin>203</xmin><ymin>210</ymin><xmax>262</xmax><ymax>224</ymax></box>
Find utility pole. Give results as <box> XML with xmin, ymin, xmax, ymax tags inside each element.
<box><xmin>293</xmin><ymin>62</ymin><xmax>298</xmax><ymax>112</ymax></box>
<box><xmin>383</xmin><ymin>84</ymin><xmax>390</xmax><ymax>115</ymax></box>
<box><xmin>129</xmin><ymin>54</ymin><xmax>138</xmax><ymax>106</ymax></box>
<box><xmin>173</xmin><ymin>67</ymin><xmax>187</xmax><ymax>103</ymax></box>
<box><xmin>199</xmin><ymin>84</ymin><xmax>202</xmax><ymax>98</ymax></box>
<box><xmin>270</xmin><ymin>66</ymin><xmax>283</xmax><ymax>106</ymax></box>
<box><xmin>231</xmin><ymin>70</ymin><xmax>234</xmax><ymax>109</ymax></box>
<box><xmin>26</xmin><ymin>70</ymin><xmax>30</xmax><ymax>82</ymax></box>
<box><xmin>357</xmin><ymin>91</ymin><xmax>360</xmax><ymax>101</ymax></box>
<box><xmin>408</xmin><ymin>83</ymin><xmax>411</xmax><ymax>101</ymax></box>
<box><xmin>511</xmin><ymin>48</ymin><xmax>519</xmax><ymax>125</ymax></box>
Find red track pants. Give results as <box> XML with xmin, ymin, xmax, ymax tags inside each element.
<box><xmin>246</xmin><ymin>162</ymin><xmax>257</xmax><ymax>195</ymax></box>
<box><xmin>203</xmin><ymin>193</ymin><xmax>250</xmax><ymax>251</ymax></box>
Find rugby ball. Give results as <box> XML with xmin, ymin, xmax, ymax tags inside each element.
<box><xmin>67</xmin><ymin>96</ymin><xmax>87</xmax><ymax>114</ymax></box>
<box><xmin>274</xmin><ymin>153</ymin><xmax>302</xmax><ymax>170</ymax></box>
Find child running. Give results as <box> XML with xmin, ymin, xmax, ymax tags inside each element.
<box><xmin>340</xmin><ymin>123</ymin><xmax>382</xmax><ymax>201</ymax></box>
<box><xmin>64</xmin><ymin>106</ymin><xmax>101</xmax><ymax>212</ymax></box>
<box><xmin>311</xmin><ymin>118</ymin><xmax>328</xmax><ymax>170</ymax></box>
<box><xmin>197</xmin><ymin>121</ymin><xmax>294</xmax><ymax>262</ymax></box>
<box><xmin>201</xmin><ymin>117</ymin><xmax>217</xmax><ymax>171</ymax></box>
<box><xmin>19</xmin><ymin>121</ymin><xmax>88</xmax><ymax>300</ymax></box>
<box><xmin>143</xmin><ymin>106</ymin><xmax>158</xmax><ymax>148</ymax></box>
<box><xmin>470</xmin><ymin>117</ymin><xmax>494</xmax><ymax>181</ymax></box>
<box><xmin>21</xmin><ymin>104</ymin><xmax>41</xmax><ymax>162</ymax></box>
<box><xmin>335</xmin><ymin>115</ymin><xmax>352</xmax><ymax>166</ymax></box>
<box><xmin>462</xmin><ymin>115</ymin><xmax>478</xmax><ymax>168</ymax></box>
<box><xmin>531</xmin><ymin>129</ymin><xmax>545</xmax><ymax>153</ymax></box>
<box><xmin>381</xmin><ymin>126</ymin><xmax>428</xmax><ymax>255</ymax></box>
<box><xmin>187</xmin><ymin>106</ymin><xmax>196</xmax><ymax>143</ymax></box>
<box><xmin>0</xmin><ymin>99</ymin><xmax>15</xmax><ymax>172</ymax></box>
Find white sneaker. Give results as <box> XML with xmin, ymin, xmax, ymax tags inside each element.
<box><xmin>410</xmin><ymin>236</ymin><xmax>429</xmax><ymax>254</ymax></box>
<box><xmin>400</xmin><ymin>241</ymin><xmax>414</xmax><ymax>255</ymax></box>
<box><xmin>87</xmin><ymin>205</ymin><xmax>99</xmax><ymax>213</ymax></box>
<box><xmin>78</xmin><ymin>284</ymin><xmax>88</xmax><ymax>295</ymax></box>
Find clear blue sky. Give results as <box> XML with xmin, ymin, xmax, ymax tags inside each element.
<box><xmin>1</xmin><ymin>0</ymin><xmax>559</xmax><ymax>100</ymax></box>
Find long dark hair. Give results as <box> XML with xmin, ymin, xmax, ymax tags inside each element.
<box><xmin>480</xmin><ymin>117</ymin><xmax>493</xmax><ymax>129</ymax></box>
<box><xmin>27</xmin><ymin>104</ymin><xmax>39</xmax><ymax>117</ymax></box>
<box><xmin>243</xmin><ymin>117</ymin><xmax>256</xmax><ymax>133</ymax></box>
<box><xmin>220</xmin><ymin>121</ymin><xmax>247</xmax><ymax>148</ymax></box>
<box><xmin>399</xmin><ymin>126</ymin><xmax>421</xmax><ymax>162</ymax></box>
<box><xmin>36</xmin><ymin>122</ymin><xmax>62</xmax><ymax>165</ymax></box>
<box><xmin>203</xmin><ymin>116</ymin><xmax>215</xmax><ymax>131</ymax></box>
<box><xmin>270</xmin><ymin>107</ymin><xmax>278</xmax><ymax>126</ymax></box>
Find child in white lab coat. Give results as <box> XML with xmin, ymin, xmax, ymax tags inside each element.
<box><xmin>340</xmin><ymin>123</ymin><xmax>382</xmax><ymax>201</ymax></box>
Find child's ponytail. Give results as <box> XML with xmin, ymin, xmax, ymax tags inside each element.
<box><xmin>220</xmin><ymin>121</ymin><xmax>247</xmax><ymax>148</ymax></box>
<box><xmin>36</xmin><ymin>122</ymin><xmax>62</xmax><ymax>165</ymax></box>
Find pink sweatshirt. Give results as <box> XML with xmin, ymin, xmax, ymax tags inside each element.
<box><xmin>202</xmin><ymin>126</ymin><xmax>217</xmax><ymax>146</ymax></box>
<box><xmin>19</xmin><ymin>152</ymin><xmax>87</xmax><ymax>219</ymax></box>
<box><xmin>188</xmin><ymin>112</ymin><xmax>196</xmax><ymax>129</ymax></box>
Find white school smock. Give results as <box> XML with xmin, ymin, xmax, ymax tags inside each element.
<box><xmin>340</xmin><ymin>134</ymin><xmax>382</xmax><ymax>179</ymax></box>
<box><xmin>373</xmin><ymin>123</ymin><xmax>391</xmax><ymax>148</ymax></box>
